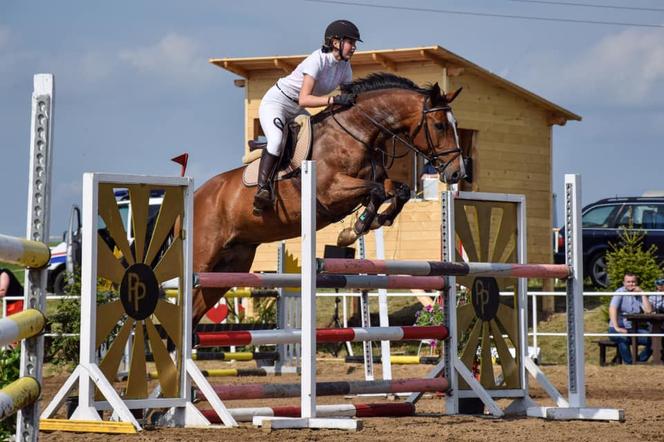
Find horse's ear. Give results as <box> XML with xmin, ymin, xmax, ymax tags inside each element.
<box><xmin>445</xmin><ymin>87</ymin><xmax>463</xmax><ymax>104</ymax></box>
<box><xmin>430</xmin><ymin>82</ymin><xmax>442</xmax><ymax>102</ymax></box>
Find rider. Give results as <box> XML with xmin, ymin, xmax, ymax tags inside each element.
<box><xmin>253</xmin><ymin>19</ymin><xmax>361</xmax><ymax>215</ymax></box>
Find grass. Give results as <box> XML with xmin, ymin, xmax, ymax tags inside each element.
<box><xmin>530</xmin><ymin>305</ymin><xmax>610</xmax><ymax>366</ymax></box>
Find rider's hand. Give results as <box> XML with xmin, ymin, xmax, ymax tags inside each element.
<box><xmin>617</xmin><ymin>327</ymin><xmax>628</xmax><ymax>334</ymax></box>
<box><xmin>332</xmin><ymin>94</ymin><xmax>356</xmax><ymax>107</ymax></box>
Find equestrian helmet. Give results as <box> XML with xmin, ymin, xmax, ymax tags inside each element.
<box><xmin>324</xmin><ymin>20</ymin><xmax>362</xmax><ymax>42</ymax></box>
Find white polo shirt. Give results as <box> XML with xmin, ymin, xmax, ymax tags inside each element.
<box><xmin>276</xmin><ymin>49</ymin><xmax>352</xmax><ymax>100</ymax></box>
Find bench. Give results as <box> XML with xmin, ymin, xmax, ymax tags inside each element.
<box><xmin>594</xmin><ymin>339</ymin><xmax>622</xmax><ymax>366</ymax></box>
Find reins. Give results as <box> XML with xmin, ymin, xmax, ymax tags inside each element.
<box><xmin>330</xmin><ymin>95</ymin><xmax>465</xmax><ymax>178</ymax></box>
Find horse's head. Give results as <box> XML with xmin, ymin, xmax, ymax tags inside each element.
<box><xmin>410</xmin><ymin>83</ymin><xmax>466</xmax><ymax>184</ymax></box>
<box><xmin>333</xmin><ymin>73</ymin><xmax>467</xmax><ymax>185</ymax></box>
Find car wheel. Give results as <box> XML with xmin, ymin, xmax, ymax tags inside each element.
<box><xmin>53</xmin><ymin>271</ymin><xmax>67</xmax><ymax>295</ymax></box>
<box><xmin>589</xmin><ymin>253</ymin><xmax>609</xmax><ymax>288</ymax></box>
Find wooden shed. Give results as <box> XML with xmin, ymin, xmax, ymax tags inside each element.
<box><xmin>210</xmin><ymin>45</ymin><xmax>580</xmax><ymax>271</ymax></box>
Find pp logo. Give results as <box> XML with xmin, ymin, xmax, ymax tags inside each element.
<box><xmin>120</xmin><ymin>263</ymin><xmax>159</xmax><ymax>320</ymax></box>
<box><xmin>471</xmin><ymin>277</ymin><xmax>499</xmax><ymax>321</ymax></box>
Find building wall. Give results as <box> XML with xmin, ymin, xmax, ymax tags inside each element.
<box><xmin>449</xmin><ymin>72</ymin><xmax>553</xmax><ymax>265</ymax></box>
<box><xmin>244</xmin><ymin>63</ymin><xmax>553</xmax><ymax>270</ymax></box>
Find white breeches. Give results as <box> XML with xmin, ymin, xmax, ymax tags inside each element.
<box><xmin>259</xmin><ymin>86</ymin><xmax>309</xmax><ymax>156</ymax></box>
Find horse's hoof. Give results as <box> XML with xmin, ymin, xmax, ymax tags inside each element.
<box><xmin>337</xmin><ymin>228</ymin><xmax>357</xmax><ymax>247</ymax></box>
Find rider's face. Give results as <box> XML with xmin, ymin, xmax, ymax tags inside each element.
<box><xmin>334</xmin><ymin>38</ymin><xmax>356</xmax><ymax>59</ymax></box>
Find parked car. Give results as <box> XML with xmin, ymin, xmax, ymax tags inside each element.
<box><xmin>554</xmin><ymin>196</ymin><xmax>664</xmax><ymax>288</ymax></box>
<box><xmin>47</xmin><ymin>190</ymin><xmax>164</xmax><ymax>294</ymax></box>
<box><xmin>46</xmin><ymin>206</ymin><xmax>81</xmax><ymax>294</ymax></box>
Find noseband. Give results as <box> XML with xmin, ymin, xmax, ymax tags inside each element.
<box><xmin>331</xmin><ymin>96</ymin><xmax>466</xmax><ymax>182</ymax></box>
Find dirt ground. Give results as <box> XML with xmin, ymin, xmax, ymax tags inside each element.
<box><xmin>36</xmin><ymin>359</ymin><xmax>664</xmax><ymax>442</ymax></box>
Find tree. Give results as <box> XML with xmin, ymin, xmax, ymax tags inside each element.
<box><xmin>605</xmin><ymin>227</ymin><xmax>661</xmax><ymax>291</ymax></box>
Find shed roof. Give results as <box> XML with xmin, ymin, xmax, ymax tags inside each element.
<box><xmin>210</xmin><ymin>45</ymin><xmax>581</xmax><ymax>124</ymax></box>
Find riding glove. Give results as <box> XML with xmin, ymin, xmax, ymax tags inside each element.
<box><xmin>332</xmin><ymin>93</ymin><xmax>356</xmax><ymax>107</ymax></box>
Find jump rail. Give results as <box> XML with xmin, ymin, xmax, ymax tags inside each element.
<box><xmin>204</xmin><ymin>377</ymin><xmax>448</xmax><ymax>401</ymax></box>
<box><xmin>202</xmin><ymin>402</ymin><xmax>416</xmax><ymax>423</ymax></box>
<box><xmin>195</xmin><ymin>272</ymin><xmax>446</xmax><ymax>290</ymax></box>
<box><xmin>317</xmin><ymin>258</ymin><xmax>570</xmax><ymax>279</ymax></box>
<box><xmin>0</xmin><ymin>377</ymin><xmax>41</xmax><ymax>422</ymax></box>
<box><xmin>0</xmin><ymin>309</ymin><xmax>46</xmax><ymax>347</ymax></box>
<box><xmin>149</xmin><ymin>368</ymin><xmax>269</xmax><ymax>379</ymax></box>
<box><xmin>196</xmin><ymin>325</ymin><xmax>448</xmax><ymax>347</ymax></box>
<box><xmin>0</xmin><ymin>234</ymin><xmax>50</xmax><ymax>269</ymax></box>
<box><xmin>345</xmin><ymin>355</ymin><xmax>440</xmax><ymax>365</ymax></box>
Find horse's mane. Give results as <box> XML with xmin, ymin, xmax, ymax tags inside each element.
<box><xmin>339</xmin><ymin>72</ymin><xmax>431</xmax><ymax>96</ymax></box>
<box><xmin>311</xmin><ymin>73</ymin><xmax>432</xmax><ymax>124</ymax></box>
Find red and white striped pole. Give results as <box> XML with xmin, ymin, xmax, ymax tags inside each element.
<box><xmin>317</xmin><ymin>258</ymin><xmax>570</xmax><ymax>279</ymax></box>
<box><xmin>202</xmin><ymin>402</ymin><xmax>417</xmax><ymax>423</ymax></box>
<box><xmin>196</xmin><ymin>325</ymin><xmax>449</xmax><ymax>347</ymax></box>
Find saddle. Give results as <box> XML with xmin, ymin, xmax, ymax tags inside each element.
<box><xmin>242</xmin><ymin>114</ymin><xmax>313</xmax><ymax>187</ymax></box>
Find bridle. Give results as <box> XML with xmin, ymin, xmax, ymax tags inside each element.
<box><xmin>331</xmin><ymin>95</ymin><xmax>466</xmax><ymax>183</ymax></box>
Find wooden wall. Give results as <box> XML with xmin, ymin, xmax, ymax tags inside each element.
<box><xmin>449</xmin><ymin>72</ymin><xmax>553</xmax><ymax>265</ymax></box>
<box><xmin>243</xmin><ymin>61</ymin><xmax>553</xmax><ymax>270</ymax></box>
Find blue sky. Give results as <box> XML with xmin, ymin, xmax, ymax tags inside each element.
<box><xmin>2</xmin><ymin>0</ymin><xmax>664</xmax><ymax>237</ymax></box>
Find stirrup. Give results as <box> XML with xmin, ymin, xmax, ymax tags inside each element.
<box><xmin>253</xmin><ymin>187</ymin><xmax>273</xmax><ymax>215</ymax></box>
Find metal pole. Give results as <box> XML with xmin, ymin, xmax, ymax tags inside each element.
<box><xmin>301</xmin><ymin>161</ymin><xmax>317</xmax><ymax>418</ymax></box>
<box><xmin>565</xmin><ymin>174</ymin><xmax>585</xmax><ymax>407</ymax></box>
<box><xmin>375</xmin><ymin>228</ymin><xmax>393</xmax><ymax>381</ymax></box>
<box><xmin>17</xmin><ymin>73</ymin><xmax>54</xmax><ymax>442</ymax></box>
<box><xmin>358</xmin><ymin>235</ymin><xmax>374</xmax><ymax>381</ymax></box>
<box><xmin>442</xmin><ymin>190</ymin><xmax>458</xmax><ymax>414</ymax></box>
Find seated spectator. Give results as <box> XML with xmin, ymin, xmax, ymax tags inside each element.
<box><xmin>649</xmin><ymin>278</ymin><xmax>664</xmax><ymax>313</ymax></box>
<box><xmin>0</xmin><ymin>268</ymin><xmax>24</xmax><ymax>316</ymax></box>
<box><xmin>608</xmin><ymin>272</ymin><xmax>652</xmax><ymax>364</ymax></box>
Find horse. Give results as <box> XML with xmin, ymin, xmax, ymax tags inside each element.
<box><xmin>192</xmin><ymin>73</ymin><xmax>466</xmax><ymax>324</ymax></box>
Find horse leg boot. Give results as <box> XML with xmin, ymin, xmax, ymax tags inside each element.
<box><xmin>337</xmin><ymin>187</ymin><xmax>386</xmax><ymax>247</ymax></box>
<box><xmin>253</xmin><ymin>151</ymin><xmax>280</xmax><ymax>216</ymax></box>
<box><xmin>374</xmin><ymin>182</ymin><xmax>411</xmax><ymax>228</ymax></box>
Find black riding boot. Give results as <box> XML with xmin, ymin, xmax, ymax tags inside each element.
<box><xmin>253</xmin><ymin>152</ymin><xmax>280</xmax><ymax>215</ymax></box>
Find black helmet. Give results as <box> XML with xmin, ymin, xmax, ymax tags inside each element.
<box><xmin>324</xmin><ymin>20</ymin><xmax>362</xmax><ymax>42</ymax></box>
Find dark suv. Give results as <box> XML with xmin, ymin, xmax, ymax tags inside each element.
<box><xmin>554</xmin><ymin>196</ymin><xmax>664</xmax><ymax>288</ymax></box>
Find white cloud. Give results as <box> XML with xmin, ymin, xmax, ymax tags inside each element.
<box><xmin>77</xmin><ymin>51</ymin><xmax>115</xmax><ymax>83</ymax></box>
<box><xmin>515</xmin><ymin>28</ymin><xmax>664</xmax><ymax>107</ymax></box>
<box><xmin>118</xmin><ymin>33</ymin><xmax>214</xmax><ymax>86</ymax></box>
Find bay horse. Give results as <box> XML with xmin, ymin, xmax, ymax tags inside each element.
<box><xmin>192</xmin><ymin>73</ymin><xmax>465</xmax><ymax>324</ymax></box>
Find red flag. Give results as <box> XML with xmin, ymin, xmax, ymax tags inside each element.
<box><xmin>171</xmin><ymin>153</ymin><xmax>189</xmax><ymax>177</ymax></box>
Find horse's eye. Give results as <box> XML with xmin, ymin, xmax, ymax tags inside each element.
<box><xmin>434</xmin><ymin>122</ymin><xmax>446</xmax><ymax>131</ymax></box>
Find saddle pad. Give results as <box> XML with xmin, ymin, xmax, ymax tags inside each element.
<box><xmin>242</xmin><ymin>114</ymin><xmax>313</xmax><ymax>187</ymax></box>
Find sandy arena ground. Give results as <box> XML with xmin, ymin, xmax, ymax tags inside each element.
<box><xmin>37</xmin><ymin>359</ymin><xmax>664</xmax><ymax>441</ymax></box>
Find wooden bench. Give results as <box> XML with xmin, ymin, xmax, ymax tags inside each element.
<box><xmin>594</xmin><ymin>339</ymin><xmax>622</xmax><ymax>366</ymax></box>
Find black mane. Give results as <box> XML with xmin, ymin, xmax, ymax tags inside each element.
<box><xmin>311</xmin><ymin>73</ymin><xmax>436</xmax><ymax>124</ymax></box>
<box><xmin>340</xmin><ymin>72</ymin><xmax>431</xmax><ymax>96</ymax></box>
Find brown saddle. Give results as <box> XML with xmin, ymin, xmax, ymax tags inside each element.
<box><xmin>242</xmin><ymin>114</ymin><xmax>313</xmax><ymax>187</ymax></box>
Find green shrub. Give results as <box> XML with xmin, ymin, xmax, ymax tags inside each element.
<box><xmin>605</xmin><ymin>227</ymin><xmax>661</xmax><ymax>292</ymax></box>
<box><xmin>0</xmin><ymin>347</ymin><xmax>21</xmax><ymax>439</ymax></box>
<box><xmin>602</xmin><ymin>227</ymin><xmax>662</xmax><ymax>321</ymax></box>
<box><xmin>47</xmin><ymin>270</ymin><xmax>82</xmax><ymax>367</ymax></box>
<box><xmin>47</xmin><ymin>270</ymin><xmax>118</xmax><ymax>367</ymax></box>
